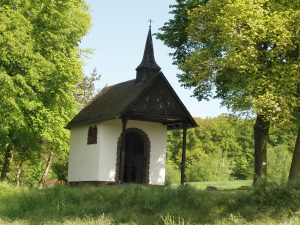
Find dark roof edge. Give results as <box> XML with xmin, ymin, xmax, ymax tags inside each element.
<box><xmin>66</xmin><ymin>78</ymin><xmax>138</xmax><ymax>129</ymax></box>
<box><xmin>65</xmin><ymin>86</ymin><xmax>111</xmax><ymax>129</ymax></box>
<box><xmin>158</xmin><ymin>74</ymin><xmax>198</xmax><ymax>128</ymax></box>
<box><xmin>65</xmin><ymin>115</ymin><xmax>120</xmax><ymax>130</ymax></box>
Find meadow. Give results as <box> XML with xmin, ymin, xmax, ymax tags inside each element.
<box><xmin>1</xmin><ymin>181</ymin><xmax>300</xmax><ymax>225</ymax></box>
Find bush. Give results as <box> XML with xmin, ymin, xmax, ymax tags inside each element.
<box><xmin>186</xmin><ymin>152</ymin><xmax>232</xmax><ymax>182</ymax></box>
<box><xmin>267</xmin><ymin>144</ymin><xmax>292</xmax><ymax>181</ymax></box>
<box><xmin>165</xmin><ymin>162</ymin><xmax>181</xmax><ymax>185</ymax></box>
<box><xmin>52</xmin><ymin>161</ymin><xmax>68</xmax><ymax>181</ymax></box>
<box><xmin>254</xmin><ymin>181</ymin><xmax>300</xmax><ymax>208</ymax></box>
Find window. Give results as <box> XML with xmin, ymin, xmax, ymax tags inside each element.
<box><xmin>87</xmin><ymin>126</ymin><xmax>97</xmax><ymax>144</ymax></box>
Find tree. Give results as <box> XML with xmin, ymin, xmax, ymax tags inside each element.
<box><xmin>158</xmin><ymin>0</ymin><xmax>300</xmax><ymax>184</ymax></box>
<box><xmin>0</xmin><ymin>1</ymin><xmax>91</xmax><ymax>185</ymax></box>
<box><xmin>0</xmin><ymin>5</ymin><xmax>45</xmax><ymax>180</ymax></box>
<box><xmin>75</xmin><ymin>68</ymin><xmax>101</xmax><ymax>107</ymax></box>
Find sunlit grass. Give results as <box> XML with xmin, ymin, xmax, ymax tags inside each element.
<box><xmin>0</xmin><ymin>181</ymin><xmax>300</xmax><ymax>224</ymax></box>
<box><xmin>187</xmin><ymin>180</ymin><xmax>252</xmax><ymax>190</ymax></box>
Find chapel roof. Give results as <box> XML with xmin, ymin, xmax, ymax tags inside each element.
<box><xmin>66</xmin><ymin>73</ymin><xmax>159</xmax><ymax>129</ymax></box>
<box><xmin>66</xmin><ymin>28</ymin><xmax>197</xmax><ymax>130</ymax></box>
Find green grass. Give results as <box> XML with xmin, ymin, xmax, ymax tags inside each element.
<box><xmin>186</xmin><ymin>180</ymin><xmax>252</xmax><ymax>190</ymax></box>
<box><xmin>0</xmin><ymin>181</ymin><xmax>300</xmax><ymax>225</ymax></box>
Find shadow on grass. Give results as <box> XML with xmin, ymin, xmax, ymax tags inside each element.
<box><xmin>0</xmin><ymin>184</ymin><xmax>300</xmax><ymax>224</ymax></box>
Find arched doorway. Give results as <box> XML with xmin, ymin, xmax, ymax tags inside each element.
<box><xmin>115</xmin><ymin>128</ymin><xmax>150</xmax><ymax>184</ymax></box>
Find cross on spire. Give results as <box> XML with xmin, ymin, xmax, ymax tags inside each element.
<box><xmin>148</xmin><ymin>19</ymin><xmax>153</xmax><ymax>29</ymax></box>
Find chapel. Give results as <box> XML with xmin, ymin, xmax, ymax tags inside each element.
<box><xmin>66</xmin><ymin>27</ymin><xmax>197</xmax><ymax>185</ymax></box>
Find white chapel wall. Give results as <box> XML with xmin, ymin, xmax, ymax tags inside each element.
<box><xmin>68</xmin><ymin>124</ymin><xmax>101</xmax><ymax>182</ymax></box>
<box><xmin>99</xmin><ymin>119</ymin><xmax>167</xmax><ymax>185</ymax></box>
<box><xmin>127</xmin><ymin>120</ymin><xmax>167</xmax><ymax>185</ymax></box>
<box><xmin>98</xmin><ymin>120</ymin><xmax>120</xmax><ymax>182</ymax></box>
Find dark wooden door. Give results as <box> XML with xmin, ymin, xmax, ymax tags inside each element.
<box><xmin>123</xmin><ymin>132</ymin><xmax>144</xmax><ymax>183</ymax></box>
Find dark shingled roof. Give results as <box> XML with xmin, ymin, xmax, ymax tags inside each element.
<box><xmin>66</xmin><ymin>73</ymin><xmax>160</xmax><ymax>129</ymax></box>
<box><xmin>66</xmin><ymin>72</ymin><xmax>197</xmax><ymax>129</ymax></box>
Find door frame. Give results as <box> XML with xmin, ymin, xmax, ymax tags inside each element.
<box><xmin>115</xmin><ymin>128</ymin><xmax>151</xmax><ymax>184</ymax></box>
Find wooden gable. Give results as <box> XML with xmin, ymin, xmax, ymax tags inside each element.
<box><xmin>124</xmin><ymin>74</ymin><xmax>196</xmax><ymax>128</ymax></box>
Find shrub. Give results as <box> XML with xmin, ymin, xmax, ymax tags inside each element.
<box><xmin>186</xmin><ymin>152</ymin><xmax>232</xmax><ymax>182</ymax></box>
<box><xmin>165</xmin><ymin>162</ymin><xmax>181</xmax><ymax>185</ymax></box>
<box><xmin>267</xmin><ymin>144</ymin><xmax>292</xmax><ymax>181</ymax></box>
<box><xmin>254</xmin><ymin>181</ymin><xmax>300</xmax><ymax>209</ymax></box>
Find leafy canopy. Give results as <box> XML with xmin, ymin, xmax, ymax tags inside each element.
<box><xmin>158</xmin><ymin>0</ymin><xmax>300</xmax><ymax>123</ymax></box>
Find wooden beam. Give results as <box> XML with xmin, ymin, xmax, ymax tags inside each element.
<box><xmin>127</xmin><ymin>112</ymin><xmax>183</xmax><ymax>123</ymax></box>
<box><xmin>181</xmin><ymin>125</ymin><xmax>187</xmax><ymax>185</ymax></box>
<box><xmin>119</xmin><ymin>117</ymin><xmax>128</xmax><ymax>183</ymax></box>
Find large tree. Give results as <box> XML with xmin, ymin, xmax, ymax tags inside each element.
<box><xmin>158</xmin><ymin>0</ymin><xmax>300</xmax><ymax>183</ymax></box>
<box><xmin>0</xmin><ymin>0</ymin><xmax>91</xmax><ymax>185</ymax></box>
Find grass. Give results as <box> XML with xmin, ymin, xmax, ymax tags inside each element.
<box><xmin>0</xmin><ymin>181</ymin><xmax>300</xmax><ymax>224</ymax></box>
<box><xmin>186</xmin><ymin>180</ymin><xmax>252</xmax><ymax>190</ymax></box>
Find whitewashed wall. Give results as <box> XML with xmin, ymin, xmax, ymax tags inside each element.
<box><xmin>68</xmin><ymin>119</ymin><xmax>167</xmax><ymax>185</ymax></box>
<box><xmin>128</xmin><ymin>120</ymin><xmax>167</xmax><ymax>185</ymax></box>
<box><xmin>68</xmin><ymin>123</ymin><xmax>101</xmax><ymax>181</ymax></box>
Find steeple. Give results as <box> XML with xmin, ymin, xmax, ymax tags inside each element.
<box><xmin>136</xmin><ymin>26</ymin><xmax>161</xmax><ymax>84</ymax></box>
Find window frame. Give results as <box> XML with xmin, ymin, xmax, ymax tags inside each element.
<box><xmin>87</xmin><ymin>126</ymin><xmax>97</xmax><ymax>145</ymax></box>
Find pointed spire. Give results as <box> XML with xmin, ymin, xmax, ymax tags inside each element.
<box><xmin>136</xmin><ymin>26</ymin><xmax>161</xmax><ymax>84</ymax></box>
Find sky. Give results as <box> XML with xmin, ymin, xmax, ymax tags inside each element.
<box><xmin>79</xmin><ymin>0</ymin><xmax>229</xmax><ymax>118</ymax></box>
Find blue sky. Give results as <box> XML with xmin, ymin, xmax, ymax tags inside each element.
<box><xmin>79</xmin><ymin>0</ymin><xmax>228</xmax><ymax>118</ymax></box>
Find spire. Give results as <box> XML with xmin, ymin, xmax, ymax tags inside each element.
<box><xmin>136</xmin><ymin>26</ymin><xmax>161</xmax><ymax>84</ymax></box>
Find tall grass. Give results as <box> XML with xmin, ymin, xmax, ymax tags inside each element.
<box><xmin>0</xmin><ymin>181</ymin><xmax>300</xmax><ymax>224</ymax></box>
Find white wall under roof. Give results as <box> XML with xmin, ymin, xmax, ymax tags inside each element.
<box><xmin>68</xmin><ymin>123</ymin><xmax>101</xmax><ymax>181</ymax></box>
<box><xmin>68</xmin><ymin>119</ymin><xmax>167</xmax><ymax>185</ymax></box>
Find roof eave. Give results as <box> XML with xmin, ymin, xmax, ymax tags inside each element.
<box><xmin>65</xmin><ymin>115</ymin><xmax>120</xmax><ymax>130</ymax></box>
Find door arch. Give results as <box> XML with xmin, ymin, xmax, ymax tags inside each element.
<box><xmin>115</xmin><ymin>128</ymin><xmax>150</xmax><ymax>184</ymax></box>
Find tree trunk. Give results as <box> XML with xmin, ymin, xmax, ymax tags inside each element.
<box><xmin>289</xmin><ymin>84</ymin><xmax>300</xmax><ymax>181</ymax></box>
<box><xmin>0</xmin><ymin>147</ymin><xmax>14</xmax><ymax>181</ymax></box>
<box><xmin>289</xmin><ymin>126</ymin><xmax>300</xmax><ymax>181</ymax></box>
<box><xmin>38</xmin><ymin>153</ymin><xmax>53</xmax><ymax>188</ymax></box>
<box><xmin>253</xmin><ymin>114</ymin><xmax>270</xmax><ymax>185</ymax></box>
<box><xmin>16</xmin><ymin>160</ymin><xmax>24</xmax><ymax>187</ymax></box>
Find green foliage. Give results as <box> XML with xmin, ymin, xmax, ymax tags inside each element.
<box><xmin>254</xmin><ymin>181</ymin><xmax>300</xmax><ymax>209</ymax></box>
<box><xmin>167</xmin><ymin>115</ymin><xmax>254</xmax><ymax>180</ymax></box>
<box><xmin>52</xmin><ymin>160</ymin><xmax>68</xmax><ymax>182</ymax></box>
<box><xmin>159</xmin><ymin>0</ymin><xmax>300</xmax><ymax>123</ymax></box>
<box><xmin>268</xmin><ymin>144</ymin><xmax>293</xmax><ymax>181</ymax></box>
<box><xmin>165</xmin><ymin>162</ymin><xmax>181</xmax><ymax>185</ymax></box>
<box><xmin>0</xmin><ymin>0</ymin><xmax>91</xmax><ymax>185</ymax></box>
<box><xmin>166</xmin><ymin>115</ymin><xmax>295</xmax><ymax>182</ymax></box>
<box><xmin>187</xmin><ymin>151</ymin><xmax>231</xmax><ymax>182</ymax></box>
<box><xmin>157</xmin><ymin>0</ymin><xmax>208</xmax><ymax>65</ymax></box>
<box><xmin>7</xmin><ymin>160</ymin><xmax>45</xmax><ymax>186</ymax></box>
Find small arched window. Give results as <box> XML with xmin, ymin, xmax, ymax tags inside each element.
<box><xmin>87</xmin><ymin>126</ymin><xmax>97</xmax><ymax>144</ymax></box>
